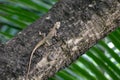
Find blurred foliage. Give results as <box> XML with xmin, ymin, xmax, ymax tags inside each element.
<box><xmin>0</xmin><ymin>0</ymin><xmax>120</xmax><ymax>80</ymax></box>
<box><xmin>0</xmin><ymin>0</ymin><xmax>57</xmax><ymax>42</ymax></box>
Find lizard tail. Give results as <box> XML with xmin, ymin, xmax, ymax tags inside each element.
<box><xmin>25</xmin><ymin>48</ymin><xmax>36</xmax><ymax>80</ymax></box>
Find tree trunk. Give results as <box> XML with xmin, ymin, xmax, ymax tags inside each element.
<box><xmin>0</xmin><ymin>0</ymin><xmax>119</xmax><ymax>80</ymax></box>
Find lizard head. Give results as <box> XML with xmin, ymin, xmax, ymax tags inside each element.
<box><xmin>55</xmin><ymin>22</ymin><xmax>61</xmax><ymax>29</ymax></box>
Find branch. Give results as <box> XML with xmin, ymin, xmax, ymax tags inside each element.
<box><xmin>0</xmin><ymin>0</ymin><xmax>119</xmax><ymax>80</ymax></box>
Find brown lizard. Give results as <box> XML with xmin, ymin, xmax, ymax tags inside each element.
<box><xmin>26</xmin><ymin>22</ymin><xmax>61</xmax><ymax>80</ymax></box>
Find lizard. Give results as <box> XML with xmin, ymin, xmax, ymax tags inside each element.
<box><xmin>25</xmin><ymin>22</ymin><xmax>61</xmax><ymax>80</ymax></box>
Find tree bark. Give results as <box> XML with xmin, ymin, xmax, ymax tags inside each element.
<box><xmin>0</xmin><ymin>0</ymin><xmax>120</xmax><ymax>80</ymax></box>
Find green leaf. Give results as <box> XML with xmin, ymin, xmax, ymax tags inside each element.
<box><xmin>87</xmin><ymin>51</ymin><xmax>120</xmax><ymax>80</ymax></box>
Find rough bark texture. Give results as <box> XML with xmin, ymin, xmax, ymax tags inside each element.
<box><xmin>0</xmin><ymin>0</ymin><xmax>120</xmax><ymax>80</ymax></box>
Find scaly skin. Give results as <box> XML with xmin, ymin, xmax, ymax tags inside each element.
<box><xmin>25</xmin><ymin>22</ymin><xmax>61</xmax><ymax>80</ymax></box>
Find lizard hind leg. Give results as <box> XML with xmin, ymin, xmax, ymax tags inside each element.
<box><xmin>46</xmin><ymin>40</ymin><xmax>51</xmax><ymax>46</ymax></box>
